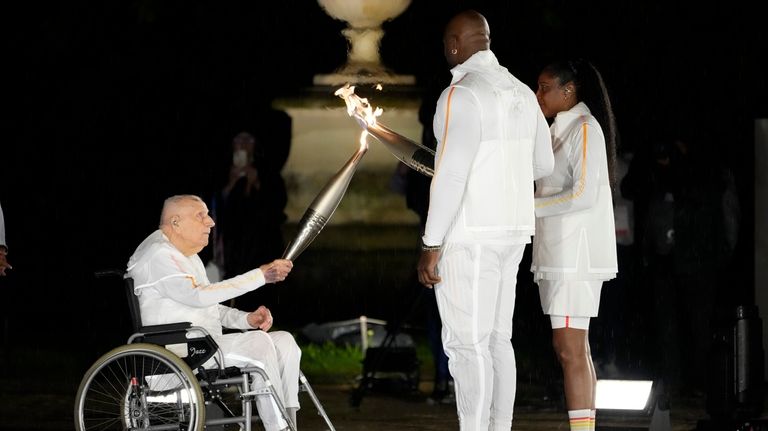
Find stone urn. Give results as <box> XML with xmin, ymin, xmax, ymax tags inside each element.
<box><xmin>314</xmin><ymin>0</ymin><xmax>415</xmax><ymax>85</ymax></box>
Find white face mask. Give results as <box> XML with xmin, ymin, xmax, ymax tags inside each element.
<box><xmin>233</xmin><ymin>149</ymin><xmax>248</xmax><ymax>168</ymax></box>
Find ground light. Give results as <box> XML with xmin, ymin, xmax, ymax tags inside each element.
<box><xmin>595</xmin><ymin>379</ymin><xmax>671</xmax><ymax>431</ymax></box>
<box><xmin>596</xmin><ymin>379</ymin><xmax>654</xmax><ymax>411</ymax></box>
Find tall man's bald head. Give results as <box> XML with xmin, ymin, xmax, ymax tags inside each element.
<box><xmin>443</xmin><ymin>10</ymin><xmax>490</xmax><ymax>67</ymax></box>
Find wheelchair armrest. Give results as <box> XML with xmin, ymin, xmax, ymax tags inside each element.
<box><xmin>128</xmin><ymin>323</ymin><xmax>221</xmax><ymax>371</ymax></box>
<box><xmin>140</xmin><ymin>322</ymin><xmax>193</xmax><ymax>333</ymax></box>
<box><xmin>127</xmin><ymin>322</ymin><xmax>193</xmax><ymax>345</ymax></box>
<box><xmin>222</xmin><ymin>327</ymin><xmax>268</xmax><ymax>335</ymax></box>
<box><xmin>223</xmin><ymin>327</ymin><xmax>261</xmax><ymax>334</ymax></box>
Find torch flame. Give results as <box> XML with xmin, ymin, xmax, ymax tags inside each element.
<box><xmin>335</xmin><ymin>84</ymin><xmax>383</xmax><ymax>128</ymax></box>
<box><xmin>335</xmin><ymin>83</ymin><xmax>436</xmax><ymax>177</ymax></box>
<box><xmin>335</xmin><ymin>84</ymin><xmax>383</xmax><ymax>150</ymax></box>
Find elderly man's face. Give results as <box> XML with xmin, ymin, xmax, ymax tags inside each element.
<box><xmin>175</xmin><ymin>199</ymin><xmax>215</xmax><ymax>254</ymax></box>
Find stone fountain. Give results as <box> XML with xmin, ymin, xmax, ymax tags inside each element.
<box><xmin>268</xmin><ymin>0</ymin><xmax>425</xmax><ymax>330</ymax></box>
<box><xmin>274</xmin><ymin>0</ymin><xmax>423</xmax><ymax>228</ymax></box>
<box><xmin>313</xmin><ymin>0</ymin><xmax>415</xmax><ymax>86</ymax></box>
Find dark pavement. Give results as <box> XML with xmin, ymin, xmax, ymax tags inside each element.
<box><xmin>0</xmin><ymin>377</ymin><xmax>716</xmax><ymax>431</ymax></box>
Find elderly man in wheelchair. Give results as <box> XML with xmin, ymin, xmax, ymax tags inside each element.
<box><xmin>75</xmin><ymin>194</ymin><xmax>332</xmax><ymax>431</ymax></box>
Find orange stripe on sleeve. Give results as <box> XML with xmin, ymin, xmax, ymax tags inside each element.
<box><xmin>535</xmin><ymin>122</ymin><xmax>588</xmax><ymax>208</ymax></box>
<box><xmin>434</xmin><ymin>86</ymin><xmax>457</xmax><ymax>171</ymax></box>
<box><xmin>169</xmin><ymin>255</ymin><xmax>200</xmax><ymax>288</ymax></box>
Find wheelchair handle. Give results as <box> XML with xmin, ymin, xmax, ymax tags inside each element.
<box><xmin>94</xmin><ymin>269</ymin><xmax>126</xmax><ymax>278</ymax></box>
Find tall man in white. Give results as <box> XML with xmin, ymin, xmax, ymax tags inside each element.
<box><xmin>127</xmin><ymin>194</ymin><xmax>299</xmax><ymax>431</ymax></box>
<box><xmin>417</xmin><ymin>10</ymin><xmax>554</xmax><ymax>431</ymax></box>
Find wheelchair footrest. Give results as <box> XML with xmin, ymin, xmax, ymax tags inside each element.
<box><xmin>196</xmin><ymin>366</ymin><xmax>243</xmax><ymax>384</ymax></box>
<box><xmin>241</xmin><ymin>381</ymin><xmax>275</xmax><ymax>398</ymax></box>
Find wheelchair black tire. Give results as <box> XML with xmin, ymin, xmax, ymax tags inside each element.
<box><xmin>74</xmin><ymin>343</ymin><xmax>206</xmax><ymax>431</ymax></box>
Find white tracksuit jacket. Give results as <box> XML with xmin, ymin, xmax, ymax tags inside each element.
<box><xmin>422</xmin><ymin>51</ymin><xmax>554</xmax><ymax>247</ymax></box>
<box><xmin>127</xmin><ymin>230</ymin><xmax>266</xmax><ymax>333</ymax></box>
<box><xmin>531</xmin><ymin>102</ymin><xmax>618</xmax><ymax>280</ymax></box>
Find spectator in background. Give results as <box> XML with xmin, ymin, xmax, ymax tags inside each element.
<box><xmin>591</xmin><ymin>146</ymin><xmax>635</xmax><ymax>377</ymax></box>
<box><xmin>218</xmin><ymin>131</ymin><xmax>289</xmax><ymax>309</ymax></box>
<box><xmin>621</xmin><ymin>127</ymin><xmax>740</xmax><ymax>400</ymax></box>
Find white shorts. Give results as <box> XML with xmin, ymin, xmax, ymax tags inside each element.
<box><xmin>537</xmin><ymin>279</ymin><xmax>603</xmax><ymax>317</ymax></box>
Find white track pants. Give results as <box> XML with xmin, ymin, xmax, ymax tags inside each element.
<box><xmin>217</xmin><ymin>330</ymin><xmax>301</xmax><ymax>431</ymax></box>
<box><xmin>435</xmin><ymin>243</ymin><xmax>525</xmax><ymax>431</ymax></box>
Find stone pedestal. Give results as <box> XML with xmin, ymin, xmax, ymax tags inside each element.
<box><xmin>274</xmin><ymin>86</ymin><xmax>423</xmax><ymax>225</ymax></box>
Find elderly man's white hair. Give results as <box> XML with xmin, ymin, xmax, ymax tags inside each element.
<box><xmin>159</xmin><ymin>195</ymin><xmax>204</xmax><ymax>227</ymax></box>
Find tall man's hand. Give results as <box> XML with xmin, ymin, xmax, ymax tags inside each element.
<box><xmin>417</xmin><ymin>250</ymin><xmax>441</xmax><ymax>288</ymax></box>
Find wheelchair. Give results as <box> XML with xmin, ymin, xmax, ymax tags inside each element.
<box><xmin>74</xmin><ymin>271</ymin><xmax>336</xmax><ymax>431</ymax></box>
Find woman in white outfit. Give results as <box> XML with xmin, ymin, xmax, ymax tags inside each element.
<box><xmin>532</xmin><ymin>59</ymin><xmax>618</xmax><ymax>431</ymax></box>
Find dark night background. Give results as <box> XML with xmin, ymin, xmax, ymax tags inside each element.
<box><xmin>0</xmin><ymin>0</ymin><xmax>767</xmax><ymax>426</ymax></box>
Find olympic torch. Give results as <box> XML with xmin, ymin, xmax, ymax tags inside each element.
<box><xmin>335</xmin><ymin>84</ymin><xmax>435</xmax><ymax>177</ymax></box>
<box><xmin>282</xmin><ymin>131</ymin><xmax>369</xmax><ymax>261</ymax></box>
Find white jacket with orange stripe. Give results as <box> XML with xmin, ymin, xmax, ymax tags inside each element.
<box><xmin>531</xmin><ymin>102</ymin><xmax>618</xmax><ymax>280</ymax></box>
<box><xmin>422</xmin><ymin>50</ymin><xmax>554</xmax><ymax>247</ymax></box>
<box><xmin>126</xmin><ymin>229</ymin><xmax>266</xmax><ymax>336</ymax></box>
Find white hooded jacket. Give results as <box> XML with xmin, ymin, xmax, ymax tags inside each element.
<box><xmin>422</xmin><ymin>50</ymin><xmax>553</xmax><ymax>246</ymax></box>
<box><xmin>126</xmin><ymin>230</ymin><xmax>266</xmax><ymax>336</ymax></box>
<box><xmin>531</xmin><ymin>102</ymin><xmax>618</xmax><ymax>280</ymax></box>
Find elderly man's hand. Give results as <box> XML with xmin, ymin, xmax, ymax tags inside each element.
<box><xmin>247</xmin><ymin>305</ymin><xmax>273</xmax><ymax>331</ymax></box>
<box><xmin>260</xmin><ymin>259</ymin><xmax>293</xmax><ymax>284</ymax></box>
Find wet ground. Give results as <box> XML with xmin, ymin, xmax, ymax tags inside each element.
<box><xmin>298</xmin><ymin>381</ymin><xmax>710</xmax><ymax>431</ymax></box>
<box><xmin>0</xmin><ymin>378</ymin><xmax>714</xmax><ymax>431</ymax></box>
<box><xmin>1</xmin><ymin>335</ymin><xmax>765</xmax><ymax>431</ymax></box>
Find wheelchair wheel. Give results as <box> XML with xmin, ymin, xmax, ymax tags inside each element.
<box><xmin>74</xmin><ymin>343</ymin><xmax>205</xmax><ymax>431</ymax></box>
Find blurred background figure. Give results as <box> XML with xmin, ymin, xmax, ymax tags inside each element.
<box><xmin>217</xmin><ymin>130</ymin><xmax>289</xmax><ymax>309</ymax></box>
<box><xmin>621</xmin><ymin>125</ymin><xmax>741</xmax><ymax>402</ymax></box>
<box><xmin>591</xmin><ymin>145</ymin><xmax>635</xmax><ymax>377</ymax></box>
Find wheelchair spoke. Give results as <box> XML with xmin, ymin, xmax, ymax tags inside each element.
<box><xmin>75</xmin><ymin>344</ymin><xmax>204</xmax><ymax>431</ymax></box>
